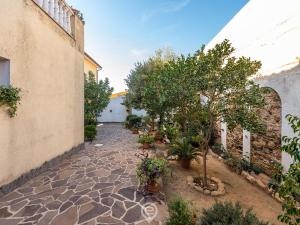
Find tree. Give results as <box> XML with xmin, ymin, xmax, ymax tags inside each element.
<box><xmin>84</xmin><ymin>71</ymin><xmax>113</xmax><ymax>140</ymax></box>
<box><xmin>124</xmin><ymin>48</ymin><xmax>177</xmax><ymax>129</ymax></box>
<box><xmin>193</xmin><ymin>39</ymin><xmax>266</xmax><ymax>186</ymax></box>
<box><xmin>270</xmin><ymin>114</ymin><xmax>300</xmax><ymax>225</ymax></box>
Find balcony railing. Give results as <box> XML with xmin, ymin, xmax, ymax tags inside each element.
<box><xmin>34</xmin><ymin>0</ymin><xmax>74</xmax><ymax>34</ymax></box>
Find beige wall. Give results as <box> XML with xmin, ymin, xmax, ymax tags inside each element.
<box><xmin>84</xmin><ymin>56</ymin><xmax>99</xmax><ymax>81</ymax></box>
<box><xmin>0</xmin><ymin>0</ymin><xmax>84</xmax><ymax>186</ymax></box>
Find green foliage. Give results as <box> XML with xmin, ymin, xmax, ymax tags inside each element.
<box><xmin>240</xmin><ymin>159</ymin><xmax>263</xmax><ymax>175</ymax></box>
<box><xmin>198</xmin><ymin>202</ymin><xmax>270</xmax><ymax>225</ymax></box>
<box><xmin>165</xmin><ymin>125</ymin><xmax>179</xmax><ymax>142</ymax></box>
<box><xmin>170</xmin><ymin>137</ymin><xmax>199</xmax><ymax>160</ymax></box>
<box><xmin>84</xmin><ymin>124</ymin><xmax>97</xmax><ymax>141</ymax></box>
<box><xmin>136</xmin><ymin>157</ymin><xmax>167</xmax><ymax>185</ymax></box>
<box><xmin>124</xmin><ymin>48</ymin><xmax>177</xmax><ymax>126</ymax></box>
<box><xmin>126</xmin><ymin>114</ymin><xmax>142</xmax><ymax>129</ymax></box>
<box><xmin>138</xmin><ymin>133</ymin><xmax>155</xmax><ymax>144</ymax></box>
<box><xmin>211</xmin><ymin>144</ymin><xmax>226</xmax><ymax>156</ymax></box>
<box><xmin>126</xmin><ymin>40</ymin><xmax>265</xmax><ymax>185</ymax></box>
<box><xmin>269</xmin><ymin>114</ymin><xmax>300</xmax><ymax>225</ymax></box>
<box><xmin>84</xmin><ymin>72</ymin><xmax>113</xmax><ymax>141</ymax></box>
<box><xmin>224</xmin><ymin>153</ymin><xmax>244</xmax><ymax>174</ymax></box>
<box><xmin>223</xmin><ymin>152</ymin><xmax>263</xmax><ymax>175</ymax></box>
<box><xmin>166</xmin><ymin>198</ymin><xmax>193</xmax><ymax>225</ymax></box>
<box><xmin>0</xmin><ymin>85</ymin><xmax>21</xmax><ymax>117</ymax></box>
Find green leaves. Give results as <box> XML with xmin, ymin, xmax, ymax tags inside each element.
<box><xmin>170</xmin><ymin>137</ymin><xmax>199</xmax><ymax>160</ymax></box>
<box><xmin>271</xmin><ymin>115</ymin><xmax>300</xmax><ymax>225</ymax></box>
<box><xmin>84</xmin><ymin>71</ymin><xmax>113</xmax><ymax>140</ymax></box>
<box><xmin>166</xmin><ymin>198</ymin><xmax>193</xmax><ymax>225</ymax></box>
<box><xmin>0</xmin><ymin>85</ymin><xmax>21</xmax><ymax>117</ymax></box>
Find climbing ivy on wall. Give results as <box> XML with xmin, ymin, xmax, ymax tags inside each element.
<box><xmin>0</xmin><ymin>85</ymin><xmax>21</xmax><ymax>117</ymax></box>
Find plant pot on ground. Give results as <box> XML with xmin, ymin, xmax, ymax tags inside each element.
<box><xmin>136</xmin><ymin>157</ymin><xmax>167</xmax><ymax>193</ymax></box>
<box><xmin>138</xmin><ymin>133</ymin><xmax>155</xmax><ymax>149</ymax></box>
<box><xmin>170</xmin><ymin>137</ymin><xmax>199</xmax><ymax>169</ymax></box>
<box><xmin>147</xmin><ymin>180</ymin><xmax>160</xmax><ymax>193</ymax></box>
<box><xmin>132</xmin><ymin>128</ymin><xmax>139</xmax><ymax>134</ymax></box>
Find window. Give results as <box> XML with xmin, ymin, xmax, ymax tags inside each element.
<box><xmin>0</xmin><ymin>57</ymin><xmax>10</xmax><ymax>86</ymax></box>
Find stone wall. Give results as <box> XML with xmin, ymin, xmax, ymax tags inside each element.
<box><xmin>251</xmin><ymin>89</ymin><xmax>281</xmax><ymax>176</ymax></box>
<box><xmin>227</xmin><ymin>126</ymin><xmax>243</xmax><ymax>158</ymax></box>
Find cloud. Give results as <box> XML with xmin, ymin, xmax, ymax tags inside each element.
<box><xmin>141</xmin><ymin>0</ymin><xmax>191</xmax><ymax>23</ymax></box>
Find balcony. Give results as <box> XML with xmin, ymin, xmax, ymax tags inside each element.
<box><xmin>33</xmin><ymin>0</ymin><xmax>74</xmax><ymax>34</ymax></box>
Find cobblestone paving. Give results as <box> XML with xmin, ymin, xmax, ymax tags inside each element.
<box><xmin>0</xmin><ymin>124</ymin><xmax>167</xmax><ymax>225</ymax></box>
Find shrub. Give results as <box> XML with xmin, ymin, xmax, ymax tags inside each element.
<box><xmin>138</xmin><ymin>133</ymin><xmax>155</xmax><ymax>144</ymax></box>
<box><xmin>241</xmin><ymin>159</ymin><xmax>263</xmax><ymax>175</ymax></box>
<box><xmin>211</xmin><ymin>144</ymin><xmax>226</xmax><ymax>156</ymax></box>
<box><xmin>198</xmin><ymin>202</ymin><xmax>270</xmax><ymax>225</ymax></box>
<box><xmin>165</xmin><ymin>125</ymin><xmax>179</xmax><ymax>143</ymax></box>
<box><xmin>224</xmin><ymin>152</ymin><xmax>263</xmax><ymax>175</ymax></box>
<box><xmin>224</xmin><ymin>154</ymin><xmax>243</xmax><ymax>174</ymax></box>
<box><xmin>126</xmin><ymin>114</ymin><xmax>142</xmax><ymax>128</ymax></box>
<box><xmin>170</xmin><ymin>137</ymin><xmax>199</xmax><ymax>160</ymax></box>
<box><xmin>166</xmin><ymin>198</ymin><xmax>193</xmax><ymax>225</ymax></box>
<box><xmin>84</xmin><ymin>125</ymin><xmax>97</xmax><ymax>141</ymax></box>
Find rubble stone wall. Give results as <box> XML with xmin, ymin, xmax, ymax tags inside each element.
<box><xmin>251</xmin><ymin>88</ymin><xmax>281</xmax><ymax>176</ymax></box>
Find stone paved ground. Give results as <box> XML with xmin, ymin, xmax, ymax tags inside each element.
<box><xmin>0</xmin><ymin>124</ymin><xmax>167</xmax><ymax>225</ymax></box>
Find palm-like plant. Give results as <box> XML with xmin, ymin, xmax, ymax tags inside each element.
<box><xmin>170</xmin><ymin>137</ymin><xmax>199</xmax><ymax>169</ymax></box>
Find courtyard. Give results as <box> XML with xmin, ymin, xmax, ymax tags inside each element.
<box><xmin>0</xmin><ymin>124</ymin><xmax>167</xmax><ymax>225</ymax></box>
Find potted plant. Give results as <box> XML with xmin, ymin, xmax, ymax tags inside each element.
<box><xmin>126</xmin><ymin>114</ymin><xmax>142</xmax><ymax>133</ymax></box>
<box><xmin>170</xmin><ymin>137</ymin><xmax>199</xmax><ymax>169</ymax></box>
<box><xmin>136</xmin><ymin>157</ymin><xmax>167</xmax><ymax>193</ymax></box>
<box><xmin>138</xmin><ymin>133</ymin><xmax>155</xmax><ymax>149</ymax></box>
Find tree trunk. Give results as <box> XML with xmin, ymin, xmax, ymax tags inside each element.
<box><xmin>151</xmin><ymin>117</ymin><xmax>155</xmax><ymax>131</ymax></box>
<box><xmin>202</xmin><ymin>143</ymin><xmax>208</xmax><ymax>187</ymax></box>
<box><xmin>158</xmin><ymin>113</ymin><xmax>164</xmax><ymax>129</ymax></box>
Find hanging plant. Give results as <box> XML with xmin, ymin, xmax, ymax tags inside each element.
<box><xmin>0</xmin><ymin>85</ymin><xmax>21</xmax><ymax>117</ymax></box>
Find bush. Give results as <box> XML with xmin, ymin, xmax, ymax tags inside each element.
<box><xmin>165</xmin><ymin>125</ymin><xmax>179</xmax><ymax>143</ymax></box>
<box><xmin>166</xmin><ymin>198</ymin><xmax>193</xmax><ymax>225</ymax></box>
<box><xmin>84</xmin><ymin>125</ymin><xmax>97</xmax><ymax>141</ymax></box>
<box><xmin>126</xmin><ymin>114</ymin><xmax>142</xmax><ymax>128</ymax></box>
<box><xmin>211</xmin><ymin>144</ymin><xmax>226</xmax><ymax>156</ymax></box>
<box><xmin>198</xmin><ymin>202</ymin><xmax>270</xmax><ymax>225</ymax></box>
<box><xmin>224</xmin><ymin>152</ymin><xmax>263</xmax><ymax>175</ymax></box>
<box><xmin>241</xmin><ymin>159</ymin><xmax>263</xmax><ymax>175</ymax></box>
<box><xmin>138</xmin><ymin>133</ymin><xmax>155</xmax><ymax>144</ymax></box>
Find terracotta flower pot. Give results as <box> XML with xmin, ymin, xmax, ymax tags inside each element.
<box><xmin>143</xmin><ymin>143</ymin><xmax>151</xmax><ymax>149</ymax></box>
<box><xmin>147</xmin><ymin>181</ymin><xmax>160</xmax><ymax>193</ymax></box>
<box><xmin>154</xmin><ymin>133</ymin><xmax>162</xmax><ymax>141</ymax></box>
<box><xmin>180</xmin><ymin>159</ymin><xmax>191</xmax><ymax>169</ymax></box>
<box><xmin>132</xmin><ymin>129</ymin><xmax>139</xmax><ymax>134</ymax></box>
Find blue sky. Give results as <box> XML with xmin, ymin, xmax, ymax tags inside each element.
<box><xmin>68</xmin><ymin>0</ymin><xmax>248</xmax><ymax>93</ymax></box>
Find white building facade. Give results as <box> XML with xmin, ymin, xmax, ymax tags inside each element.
<box><xmin>207</xmin><ymin>0</ymin><xmax>300</xmax><ymax>170</ymax></box>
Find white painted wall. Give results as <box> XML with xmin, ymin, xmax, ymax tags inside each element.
<box><xmin>132</xmin><ymin>108</ymin><xmax>147</xmax><ymax>117</ymax></box>
<box><xmin>207</xmin><ymin>0</ymin><xmax>300</xmax><ymax>76</ymax></box>
<box><xmin>98</xmin><ymin>96</ymin><xmax>128</xmax><ymax>122</ymax></box>
<box><xmin>207</xmin><ymin>0</ymin><xmax>300</xmax><ymax>169</ymax></box>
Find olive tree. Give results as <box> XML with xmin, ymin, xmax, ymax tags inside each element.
<box><xmin>125</xmin><ymin>48</ymin><xmax>177</xmax><ymax>129</ymax></box>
